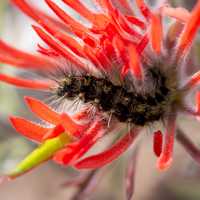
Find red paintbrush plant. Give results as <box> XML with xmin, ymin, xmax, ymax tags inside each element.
<box><xmin>1</xmin><ymin>0</ymin><xmax>200</xmax><ymax>199</ymax></box>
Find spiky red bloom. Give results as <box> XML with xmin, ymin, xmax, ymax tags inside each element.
<box><xmin>1</xmin><ymin>0</ymin><xmax>200</xmax><ymax>199</ymax></box>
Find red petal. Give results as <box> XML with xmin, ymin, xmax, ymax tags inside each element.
<box><xmin>25</xmin><ymin>96</ymin><xmax>61</xmax><ymax>125</ymax></box>
<box><xmin>37</xmin><ymin>45</ymin><xmax>59</xmax><ymax>57</ymax></box>
<box><xmin>196</xmin><ymin>91</ymin><xmax>200</xmax><ymax>113</ymax></box>
<box><xmin>53</xmin><ymin>121</ymin><xmax>104</xmax><ymax>165</ymax></box>
<box><xmin>135</xmin><ymin>0</ymin><xmax>152</xmax><ymax>20</ymax></box>
<box><xmin>183</xmin><ymin>70</ymin><xmax>200</xmax><ymax>90</ymax></box>
<box><xmin>115</xmin><ymin>10</ymin><xmax>142</xmax><ymax>39</ymax></box>
<box><xmin>73</xmin><ymin>108</ymin><xmax>90</xmax><ymax>121</ymax></box>
<box><xmin>75</xmin><ymin>129</ymin><xmax>139</xmax><ymax>169</ymax></box>
<box><xmin>0</xmin><ymin>40</ymin><xmax>56</xmax><ymax>70</ymax></box>
<box><xmin>125</xmin><ymin>15</ymin><xmax>146</xmax><ymax>30</ymax></box>
<box><xmin>150</xmin><ymin>13</ymin><xmax>163</xmax><ymax>54</ymax></box>
<box><xmin>45</xmin><ymin>0</ymin><xmax>97</xmax><ymax>45</ymax></box>
<box><xmin>153</xmin><ymin>130</ymin><xmax>163</xmax><ymax>157</ymax></box>
<box><xmin>177</xmin><ymin>1</ymin><xmax>200</xmax><ymax>57</ymax></box>
<box><xmin>121</xmin><ymin>65</ymin><xmax>129</xmax><ymax>78</ymax></box>
<box><xmin>162</xmin><ymin>6</ymin><xmax>190</xmax><ymax>23</ymax></box>
<box><xmin>32</xmin><ymin>25</ymin><xmax>86</xmax><ymax>70</ymax></box>
<box><xmin>136</xmin><ymin>34</ymin><xmax>149</xmax><ymax>54</ymax></box>
<box><xmin>60</xmin><ymin>113</ymin><xmax>86</xmax><ymax>137</ymax></box>
<box><xmin>0</xmin><ymin>73</ymin><xmax>54</xmax><ymax>90</ymax></box>
<box><xmin>11</xmin><ymin>0</ymin><xmax>68</xmax><ymax>31</ymax></box>
<box><xmin>62</xmin><ymin>0</ymin><xmax>95</xmax><ymax>22</ymax></box>
<box><xmin>117</xmin><ymin>0</ymin><xmax>134</xmax><ymax>15</ymax></box>
<box><xmin>10</xmin><ymin>117</ymin><xmax>49</xmax><ymax>143</ymax></box>
<box><xmin>157</xmin><ymin>117</ymin><xmax>176</xmax><ymax>171</ymax></box>
<box><xmin>128</xmin><ymin>44</ymin><xmax>143</xmax><ymax>80</ymax></box>
<box><xmin>36</xmin><ymin>20</ymin><xmax>85</xmax><ymax>58</ymax></box>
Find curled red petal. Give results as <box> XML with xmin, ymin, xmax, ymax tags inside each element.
<box><xmin>75</xmin><ymin>129</ymin><xmax>139</xmax><ymax>169</ymax></box>
<box><xmin>10</xmin><ymin>117</ymin><xmax>49</xmax><ymax>143</ymax></box>
<box><xmin>0</xmin><ymin>73</ymin><xmax>54</xmax><ymax>91</ymax></box>
<box><xmin>25</xmin><ymin>96</ymin><xmax>61</xmax><ymax>125</ymax></box>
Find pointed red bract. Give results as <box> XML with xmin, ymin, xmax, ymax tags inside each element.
<box><xmin>75</xmin><ymin>129</ymin><xmax>139</xmax><ymax>169</ymax></box>
<box><xmin>10</xmin><ymin>117</ymin><xmax>49</xmax><ymax>143</ymax></box>
<box><xmin>0</xmin><ymin>73</ymin><xmax>54</xmax><ymax>90</ymax></box>
<box><xmin>0</xmin><ymin>40</ymin><xmax>56</xmax><ymax>70</ymax></box>
<box><xmin>25</xmin><ymin>97</ymin><xmax>61</xmax><ymax>125</ymax></box>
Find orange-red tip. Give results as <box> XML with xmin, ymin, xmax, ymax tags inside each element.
<box><xmin>9</xmin><ymin>116</ymin><xmax>17</xmax><ymax>124</ymax></box>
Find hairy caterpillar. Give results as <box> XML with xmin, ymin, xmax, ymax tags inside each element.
<box><xmin>54</xmin><ymin>63</ymin><xmax>180</xmax><ymax>126</ymax></box>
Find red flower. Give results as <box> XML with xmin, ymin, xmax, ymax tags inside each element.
<box><xmin>1</xmin><ymin>0</ymin><xmax>200</xmax><ymax>199</ymax></box>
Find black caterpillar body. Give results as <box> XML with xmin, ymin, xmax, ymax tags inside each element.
<box><xmin>56</xmin><ymin>67</ymin><xmax>174</xmax><ymax>126</ymax></box>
